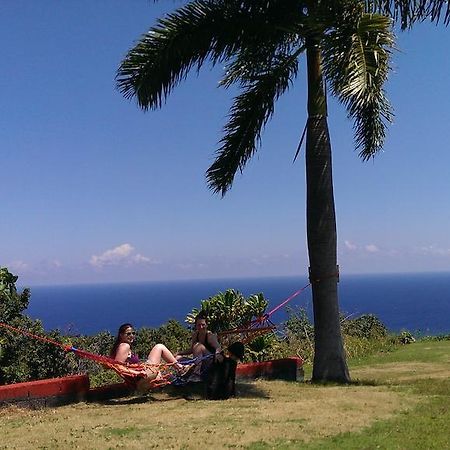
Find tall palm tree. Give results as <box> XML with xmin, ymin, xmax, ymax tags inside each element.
<box><xmin>116</xmin><ymin>0</ymin><xmax>448</xmax><ymax>382</ymax></box>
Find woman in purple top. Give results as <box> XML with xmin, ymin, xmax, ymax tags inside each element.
<box><xmin>110</xmin><ymin>323</ymin><xmax>188</xmax><ymax>380</ymax></box>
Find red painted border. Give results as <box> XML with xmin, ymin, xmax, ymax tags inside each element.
<box><xmin>236</xmin><ymin>357</ymin><xmax>304</xmax><ymax>381</ymax></box>
<box><xmin>0</xmin><ymin>375</ymin><xmax>89</xmax><ymax>402</ymax></box>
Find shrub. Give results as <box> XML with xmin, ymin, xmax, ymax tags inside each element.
<box><xmin>281</xmin><ymin>307</ymin><xmax>315</xmax><ymax>363</ymax></box>
<box><xmin>398</xmin><ymin>330</ymin><xmax>416</xmax><ymax>344</ymax></box>
<box><xmin>246</xmin><ymin>334</ymin><xmax>280</xmax><ymax>362</ymax></box>
<box><xmin>341</xmin><ymin>314</ymin><xmax>388</xmax><ymax>339</ymax></box>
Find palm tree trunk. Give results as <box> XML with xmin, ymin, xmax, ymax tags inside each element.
<box><xmin>305</xmin><ymin>42</ymin><xmax>350</xmax><ymax>383</ymax></box>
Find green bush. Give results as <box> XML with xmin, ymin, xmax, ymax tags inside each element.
<box><xmin>341</xmin><ymin>314</ymin><xmax>388</xmax><ymax>339</ymax></box>
<box><xmin>397</xmin><ymin>330</ymin><xmax>416</xmax><ymax>344</ymax></box>
<box><xmin>280</xmin><ymin>307</ymin><xmax>314</xmax><ymax>363</ymax></box>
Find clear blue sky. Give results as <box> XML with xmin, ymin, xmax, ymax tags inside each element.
<box><xmin>1</xmin><ymin>1</ymin><xmax>449</xmax><ymax>286</ymax></box>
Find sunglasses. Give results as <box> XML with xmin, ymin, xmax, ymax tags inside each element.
<box><xmin>125</xmin><ymin>331</ymin><xmax>136</xmax><ymax>336</ymax></box>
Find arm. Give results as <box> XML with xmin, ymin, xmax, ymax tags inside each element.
<box><xmin>207</xmin><ymin>332</ymin><xmax>224</xmax><ymax>362</ymax></box>
<box><xmin>114</xmin><ymin>343</ymin><xmax>131</xmax><ymax>363</ymax></box>
<box><xmin>207</xmin><ymin>332</ymin><xmax>222</xmax><ymax>354</ymax></box>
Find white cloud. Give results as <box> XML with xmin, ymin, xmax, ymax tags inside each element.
<box><xmin>343</xmin><ymin>240</ymin><xmax>379</xmax><ymax>253</ymax></box>
<box><xmin>416</xmin><ymin>245</ymin><xmax>450</xmax><ymax>257</ymax></box>
<box><xmin>89</xmin><ymin>243</ymin><xmax>152</xmax><ymax>268</ymax></box>
<box><xmin>176</xmin><ymin>262</ymin><xmax>206</xmax><ymax>270</ymax></box>
<box><xmin>344</xmin><ymin>240</ymin><xmax>358</xmax><ymax>251</ymax></box>
<box><xmin>7</xmin><ymin>260</ymin><xmax>28</xmax><ymax>271</ymax></box>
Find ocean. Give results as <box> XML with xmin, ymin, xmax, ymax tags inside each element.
<box><xmin>25</xmin><ymin>272</ymin><xmax>450</xmax><ymax>336</ymax></box>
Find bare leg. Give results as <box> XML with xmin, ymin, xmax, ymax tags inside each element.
<box><xmin>193</xmin><ymin>342</ymin><xmax>207</xmax><ymax>358</ymax></box>
<box><xmin>192</xmin><ymin>343</ymin><xmax>213</xmax><ymax>377</ymax></box>
<box><xmin>147</xmin><ymin>343</ymin><xmax>177</xmax><ymax>364</ymax></box>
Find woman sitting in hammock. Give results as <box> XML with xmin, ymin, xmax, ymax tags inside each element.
<box><xmin>176</xmin><ymin>312</ymin><xmax>222</xmax><ymax>380</ymax></box>
<box><xmin>110</xmin><ymin>323</ymin><xmax>190</xmax><ymax>382</ymax></box>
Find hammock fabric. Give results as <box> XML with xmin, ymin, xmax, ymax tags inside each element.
<box><xmin>0</xmin><ymin>284</ymin><xmax>310</xmax><ymax>389</ymax></box>
<box><xmin>67</xmin><ymin>347</ymin><xmax>184</xmax><ymax>388</ymax></box>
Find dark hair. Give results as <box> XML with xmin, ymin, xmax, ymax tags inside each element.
<box><xmin>110</xmin><ymin>323</ymin><xmax>133</xmax><ymax>358</ymax></box>
<box><xmin>195</xmin><ymin>311</ymin><xmax>208</xmax><ymax>324</ymax></box>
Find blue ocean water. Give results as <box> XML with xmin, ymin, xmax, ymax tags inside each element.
<box><xmin>25</xmin><ymin>273</ymin><xmax>450</xmax><ymax>336</ymax></box>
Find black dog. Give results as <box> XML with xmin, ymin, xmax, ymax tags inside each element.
<box><xmin>206</xmin><ymin>342</ymin><xmax>244</xmax><ymax>400</ymax></box>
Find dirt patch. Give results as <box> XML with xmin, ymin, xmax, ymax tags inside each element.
<box><xmin>0</xmin><ymin>381</ymin><xmax>415</xmax><ymax>449</ymax></box>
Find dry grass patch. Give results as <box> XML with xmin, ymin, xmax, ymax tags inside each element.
<box><xmin>352</xmin><ymin>361</ymin><xmax>450</xmax><ymax>383</ymax></box>
<box><xmin>0</xmin><ymin>380</ymin><xmax>414</xmax><ymax>449</ymax></box>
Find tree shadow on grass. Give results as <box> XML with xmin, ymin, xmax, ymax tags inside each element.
<box><xmin>303</xmin><ymin>379</ymin><xmax>385</xmax><ymax>388</ymax></box>
<box><xmin>236</xmin><ymin>381</ymin><xmax>271</xmax><ymax>399</ymax></box>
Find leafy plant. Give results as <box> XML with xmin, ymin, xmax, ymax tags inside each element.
<box><xmin>341</xmin><ymin>314</ymin><xmax>388</xmax><ymax>339</ymax></box>
<box><xmin>186</xmin><ymin>289</ymin><xmax>268</xmax><ymax>333</ymax></box>
<box><xmin>398</xmin><ymin>330</ymin><xmax>416</xmax><ymax>344</ymax></box>
<box><xmin>0</xmin><ymin>267</ymin><xmax>30</xmax><ymax>323</ymax></box>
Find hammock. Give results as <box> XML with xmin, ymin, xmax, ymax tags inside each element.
<box><xmin>0</xmin><ymin>321</ymin><xmax>198</xmax><ymax>389</ymax></box>
<box><xmin>0</xmin><ymin>284</ymin><xmax>310</xmax><ymax>389</ymax></box>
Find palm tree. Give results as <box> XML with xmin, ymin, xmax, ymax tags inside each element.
<box><xmin>116</xmin><ymin>0</ymin><xmax>448</xmax><ymax>382</ymax></box>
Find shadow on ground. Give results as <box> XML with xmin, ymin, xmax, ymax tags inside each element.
<box><xmin>93</xmin><ymin>380</ymin><xmax>269</xmax><ymax>406</ymax></box>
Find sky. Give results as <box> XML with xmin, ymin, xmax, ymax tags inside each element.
<box><xmin>1</xmin><ymin>1</ymin><xmax>450</xmax><ymax>286</ymax></box>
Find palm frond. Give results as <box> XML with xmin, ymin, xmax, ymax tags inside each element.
<box><xmin>365</xmin><ymin>0</ymin><xmax>450</xmax><ymax>28</ymax></box>
<box><xmin>323</xmin><ymin>13</ymin><xmax>395</xmax><ymax>159</ymax></box>
<box><xmin>206</xmin><ymin>52</ymin><xmax>300</xmax><ymax>195</ymax></box>
<box><xmin>116</xmin><ymin>0</ymin><xmax>305</xmax><ymax>110</ymax></box>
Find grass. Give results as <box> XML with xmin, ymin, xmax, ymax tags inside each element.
<box><xmin>0</xmin><ymin>340</ymin><xmax>449</xmax><ymax>449</ymax></box>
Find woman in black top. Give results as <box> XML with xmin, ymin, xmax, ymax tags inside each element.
<box><xmin>176</xmin><ymin>312</ymin><xmax>222</xmax><ymax>379</ymax></box>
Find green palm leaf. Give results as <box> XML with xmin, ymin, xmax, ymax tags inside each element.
<box><xmin>366</xmin><ymin>0</ymin><xmax>450</xmax><ymax>28</ymax></box>
<box><xmin>117</xmin><ymin>0</ymin><xmax>305</xmax><ymax>110</ymax></box>
<box><xmin>323</xmin><ymin>12</ymin><xmax>395</xmax><ymax>158</ymax></box>
<box><xmin>206</xmin><ymin>51</ymin><xmax>300</xmax><ymax>195</ymax></box>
